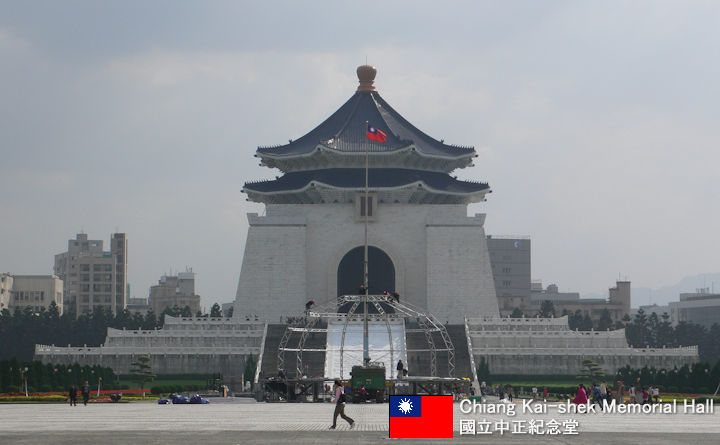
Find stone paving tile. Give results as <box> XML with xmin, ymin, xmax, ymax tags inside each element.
<box><xmin>1</xmin><ymin>399</ymin><xmax>719</xmax><ymax>441</ymax></box>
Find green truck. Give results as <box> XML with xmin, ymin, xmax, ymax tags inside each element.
<box><xmin>349</xmin><ymin>364</ymin><xmax>386</xmax><ymax>403</ymax></box>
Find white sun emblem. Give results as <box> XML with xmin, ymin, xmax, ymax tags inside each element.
<box><xmin>398</xmin><ymin>398</ymin><xmax>413</xmax><ymax>414</ymax></box>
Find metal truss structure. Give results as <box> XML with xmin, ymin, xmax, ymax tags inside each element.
<box><xmin>277</xmin><ymin>295</ymin><xmax>455</xmax><ymax>379</ymax></box>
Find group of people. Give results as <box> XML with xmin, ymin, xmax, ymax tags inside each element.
<box><xmin>356</xmin><ymin>285</ymin><xmax>400</xmax><ymax>303</ymax></box>
<box><xmin>628</xmin><ymin>384</ymin><xmax>660</xmax><ymax>404</ymax></box>
<box><xmin>68</xmin><ymin>381</ymin><xmax>91</xmax><ymax>406</ymax></box>
<box><xmin>572</xmin><ymin>380</ymin><xmax>660</xmax><ymax>405</ymax></box>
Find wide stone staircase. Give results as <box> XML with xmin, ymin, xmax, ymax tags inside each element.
<box><xmin>258</xmin><ymin>322</ymin><xmax>328</xmax><ymax>380</ymax></box>
<box><xmin>258</xmin><ymin>324</ymin><xmax>286</xmax><ymax>379</ymax></box>
<box><xmin>404</xmin><ymin>322</ymin><xmax>471</xmax><ymax>379</ymax></box>
<box><xmin>445</xmin><ymin>324</ymin><xmax>473</xmax><ymax>379</ymax></box>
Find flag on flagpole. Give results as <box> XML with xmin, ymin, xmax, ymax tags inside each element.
<box><xmin>389</xmin><ymin>395</ymin><xmax>453</xmax><ymax>438</ymax></box>
<box><xmin>366</xmin><ymin>124</ymin><xmax>387</xmax><ymax>143</ymax></box>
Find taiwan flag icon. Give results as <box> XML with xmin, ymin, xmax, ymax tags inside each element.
<box><xmin>389</xmin><ymin>395</ymin><xmax>453</xmax><ymax>438</ymax></box>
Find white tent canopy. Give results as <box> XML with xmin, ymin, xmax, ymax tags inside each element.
<box><xmin>324</xmin><ymin>320</ymin><xmax>406</xmax><ymax>380</ymax></box>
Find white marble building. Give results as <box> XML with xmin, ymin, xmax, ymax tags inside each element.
<box><xmin>236</xmin><ymin>65</ymin><xmax>497</xmax><ymax>324</ymax></box>
<box><xmin>35</xmin><ymin>66</ymin><xmax>699</xmax><ymax>380</ymax></box>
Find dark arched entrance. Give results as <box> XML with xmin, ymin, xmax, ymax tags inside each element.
<box><xmin>337</xmin><ymin>246</ymin><xmax>395</xmax><ymax>297</ymax></box>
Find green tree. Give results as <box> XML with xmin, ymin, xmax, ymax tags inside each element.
<box><xmin>598</xmin><ymin>309</ymin><xmax>613</xmax><ymax>331</ymax></box>
<box><xmin>577</xmin><ymin>358</ymin><xmax>605</xmax><ymax>380</ymax></box>
<box><xmin>476</xmin><ymin>357</ymin><xmax>491</xmax><ymax>385</ymax></box>
<box><xmin>130</xmin><ymin>355</ymin><xmax>156</xmax><ymax>396</ymax></box>
<box><xmin>509</xmin><ymin>308</ymin><xmax>523</xmax><ymax>318</ymax></box>
<box><xmin>568</xmin><ymin>310</ymin><xmax>583</xmax><ymax>330</ymax></box>
<box><xmin>539</xmin><ymin>300</ymin><xmax>555</xmax><ymax>318</ymax></box>
<box><xmin>210</xmin><ymin>303</ymin><xmax>222</xmax><ymax>318</ymax></box>
<box><xmin>580</xmin><ymin>314</ymin><xmax>593</xmax><ymax>331</ymax></box>
<box><xmin>656</xmin><ymin>312</ymin><xmax>674</xmax><ymax>347</ymax></box>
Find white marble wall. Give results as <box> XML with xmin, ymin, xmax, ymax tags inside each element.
<box><xmin>426</xmin><ymin>214</ymin><xmax>498</xmax><ymax>322</ymax></box>
<box><xmin>234</xmin><ymin>203</ymin><xmax>499</xmax><ymax>323</ymax></box>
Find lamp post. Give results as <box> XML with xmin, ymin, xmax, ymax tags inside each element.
<box><xmin>97</xmin><ymin>377</ymin><xmax>102</xmax><ymax>397</ymax></box>
<box><xmin>21</xmin><ymin>367</ymin><xmax>28</xmax><ymax>397</ymax></box>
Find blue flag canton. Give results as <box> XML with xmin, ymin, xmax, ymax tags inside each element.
<box><xmin>389</xmin><ymin>395</ymin><xmax>422</xmax><ymax>417</ymax></box>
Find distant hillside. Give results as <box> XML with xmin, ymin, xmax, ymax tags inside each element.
<box><xmin>583</xmin><ymin>273</ymin><xmax>720</xmax><ymax>308</ymax></box>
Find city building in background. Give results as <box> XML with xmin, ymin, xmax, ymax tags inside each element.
<box><xmin>149</xmin><ymin>270</ymin><xmax>201</xmax><ymax>315</ymax></box>
<box><xmin>487</xmin><ymin>235</ymin><xmax>531</xmax><ymax>301</ymax></box>
<box><xmin>0</xmin><ymin>273</ymin><xmax>63</xmax><ymax>314</ymax></box>
<box><xmin>633</xmin><ymin>303</ymin><xmax>671</xmax><ymax>318</ymax></box>
<box><xmin>54</xmin><ymin>233</ymin><xmax>127</xmax><ymax>317</ymax></box>
<box><xmin>126</xmin><ymin>297</ymin><xmax>149</xmax><ymax>314</ymax></box>
<box><xmin>669</xmin><ymin>288</ymin><xmax>720</xmax><ymax>327</ymax></box>
<box><xmin>498</xmin><ymin>279</ymin><xmax>631</xmax><ymax>327</ymax></box>
<box><xmin>0</xmin><ymin>274</ymin><xmax>11</xmax><ymax>311</ymax></box>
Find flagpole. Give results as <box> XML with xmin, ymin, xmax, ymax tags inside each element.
<box><xmin>363</xmin><ymin>121</ymin><xmax>370</xmax><ymax>366</ymax></box>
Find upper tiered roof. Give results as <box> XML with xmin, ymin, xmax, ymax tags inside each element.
<box><xmin>244</xmin><ymin>66</ymin><xmax>490</xmax><ymax>205</ymax></box>
<box><xmin>256</xmin><ymin>66</ymin><xmax>477</xmax><ymax>173</ymax></box>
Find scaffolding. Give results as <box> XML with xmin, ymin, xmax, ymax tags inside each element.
<box><xmin>277</xmin><ymin>294</ymin><xmax>455</xmax><ymax>379</ymax></box>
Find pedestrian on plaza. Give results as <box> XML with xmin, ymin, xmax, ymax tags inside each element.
<box><xmin>615</xmin><ymin>381</ymin><xmax>625</xmax><ymax>403</ymax></box>
<box><xmin>358</xmin><ymin>284</ymin><xmax>366</xmax><ymax>295</ymax></box>
<box><xmin>543</xmin><ymin>387</ymin><xmax>548</xmax><ymax>400</ymax></box>
<box><xmin>592</xmin><ymin>383</ymin><xmax>600</xmax><ymax>404</ymax></box>
<box><xmin>652</xmin><ymin>386</ymin><xmax>660</xmax><ymax>403</ymax></box>
<box><xmin>572</xmin><ymin>384</ymin><xmax>588</xmax><ymax>405</ymax></box>
<box><xmin>81</xmin><ymin>381</ymin><xmax>90</xmax><ymax>406</ymax></box>
<box><xmin>396</xmin><ymin>359</ymin><xmax>404</xmax><ymax>380</ymax></box>
<box><xmin>634</xmin><ymin>386</ymin><xmax>644</xmax><ymax>404</ymax></box>
<box><xmin>358</xmin><ymin>385</ymin><xmax>369</xmax><ymax>403</ymax></box>
<box><xmin>392</xmin><ymin>292</ymin><xmax>400</xmax><ymax>303</ymax></box>
<box><xmin>69</xmin><ymin>384</ymin><xmax>77</xmax><ymax>406</ymax></box>
<box><xmin>329</xmin><ymin>380</ymin><xmax>355</xmax><ymax>430</ymax></box>
<box><xmin>599</xmin><ymin>380</ymin><xmax>608</xmax><ymax>402</ymax></box>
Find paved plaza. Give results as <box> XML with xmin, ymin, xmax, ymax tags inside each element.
<box><xmin>1</xmin><ymin>398</ymin><xmax>720</xmax><ymax>444</ymax></box>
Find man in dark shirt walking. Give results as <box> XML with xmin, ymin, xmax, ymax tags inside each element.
<box><xmin>81</xmin><ymin>381</ymin><xmax>90</xmax><ymax>406</ymax></box>
<box><xmin>69</xmin><ymin>384</ymin><xmax>77</xmax><ymax>406</ymax></box>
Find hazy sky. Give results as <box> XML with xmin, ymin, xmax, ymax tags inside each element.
<box><xmin>1</xmin><ymin>1</ymin><xmax>718</xmax><ymax>309</ymax></box>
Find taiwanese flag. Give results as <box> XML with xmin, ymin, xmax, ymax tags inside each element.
<box><xmin>389</xmin><ymin>395</ymin><xmax>453</xmax><ymax>438</ymax></box>
<box><xmin>366</xmin><ymin>124</ymin><xmax>387</xmax><ymax>143</ymax></box>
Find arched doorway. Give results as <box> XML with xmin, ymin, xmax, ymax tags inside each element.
<box><xmin>337</xmin><ymin>246</ymin><xmax>395</xmax><ymax>297</ymax></box>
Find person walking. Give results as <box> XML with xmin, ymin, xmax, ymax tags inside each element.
<box><xmin>615</xmin><ymin>381</ymin><xmax>625</xmax><ymax>403</ymax></box>
<box><xmin>329</xmin><ymin>380</ymin><xmax>354</xmax><ymax>430</ymax></box>
<box><xmin>69</xmin><ymin>384</ymin><xmax>77</xmax><ymax>406</ymax></box>
<box><xmin>396</xmin><ymin>359</ymin><xmax>404</xmax><ymax>380</ymax></box>
<box><xmin>81</xmin><ymin>381</ymin><xmax>90</xmax><ymax>406</ymax></box>
<box><xmin>572</xmin><ymin>384</ymin><xmax>588</xmax><ymax>404</ymax></box>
